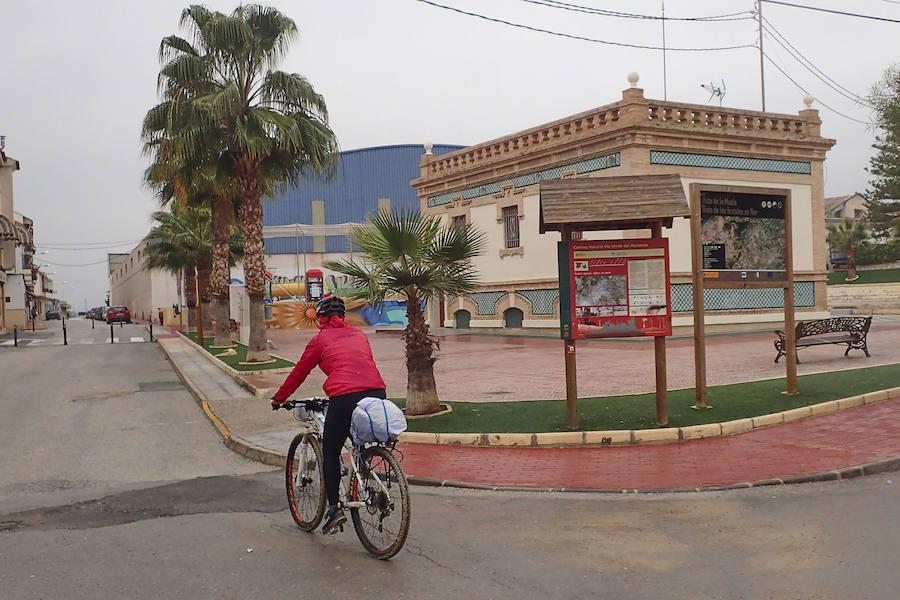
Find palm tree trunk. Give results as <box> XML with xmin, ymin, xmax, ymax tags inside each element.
<box><xmin>846</xmin><ymin>247</ymin><xmax>859</xmax><ymax>281</ymax></box>
<box><xmin>197</xmin><ymin>255</ymin><xmax>213</xmax><ymax>334</ymax></box>
<box><xmin>404</xmin><ymin>290</ymin><xmax>441</xmax><ymax>415</ymax></box>
<box><xmin>184</xmin><ymin>266</ymin><xmax>197</xmax><ymax>332</ymax></box>
<box><xmin>210</xmin><ymin>194</ymin><xmax>234</xmax><ymax>347</ymax></box>
<box><xmin>235</xmin><ymin>154</ymin><xmax>270</xmax><ymax>362</ymax></box>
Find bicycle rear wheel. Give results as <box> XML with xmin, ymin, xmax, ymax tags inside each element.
<box><xmin>349</xmin><ymin>445</ymin><xmax>410</xmax><ymax>559</ymax></box>
<box><xmin>285</xmin><ymin>433</ymin><xmax>326</xmax><ymax>532</ymax></box>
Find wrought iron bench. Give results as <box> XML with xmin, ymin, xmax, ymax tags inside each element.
<box><xmin>774</xmin><ymin>316</ymin><xmax>872</xmax><ymax>364</ymax></box>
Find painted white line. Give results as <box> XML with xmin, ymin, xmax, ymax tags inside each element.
<box><xmin>0</xmin><ymin>340</ymin><xmax>14</xmax><ymax>346</ymax></box>
<box><xmin>113</xmin><ymin>338</ymin><xmax>120</xmax><ymax>343</ymax></box>
<box><xmin>29</xmin><ymin>339</ymin><xmax>45</xmax><ymax>345</ymax></box>
<box><xmin>130</xmin><ymin>337</ymin><xmax>145</xmax><ymax>343</ymax></box>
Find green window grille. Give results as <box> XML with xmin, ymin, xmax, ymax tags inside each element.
<box><xmin>650</xmin><ymin>150</ymin><xmax>811</xmax><ymax>175</ymax></box>
<box><xmin>469</xmin><ymin>291</ymin><xmax>509</xmax><ymax>315</ymax></box>
<box><xmin>671</xmin><ymin>282</ymin><xmax>815</xmax><ymax>312</ymax></box>
<box><xmin>427</xmin><ymin>153</ymin><xmax>620</xmax><ymax>207</ymax></box>
<box><xmin>518</xmin><ymin>289</ymin><xmax>560</xmax><ymax>315</ymax></box>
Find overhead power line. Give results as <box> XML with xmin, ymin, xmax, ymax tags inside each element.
<box><xmin>518</xmin><ymin>0</ymin><xmax>753</xmax><ymax>21</ymax></box>
<box><xmin>761</xmin><ymin>19</ymin><xmax>872</xmax><ymax>108</ymax></box>
<box><xmin>37</xmin><ymin>257</ymin><xmax>113</xmax><ymax>267</ymax></box>
<box><xmin>762</xmin><ymin>52</ymin><xmax>873</xmax><ymax>125</ymax></box>
<box><xmin>760</xmin><ymin>0</ymin><xmax>900</xmax><ymax>24</ymax></box>
<box><xmin>414</xmin><ymin>0</ymin><xmax>755</xmax><ymax>51</ymax></box>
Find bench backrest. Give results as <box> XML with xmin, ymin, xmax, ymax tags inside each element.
<box><xmin>795</xmin><ymin>316</ymin><xmax>872</xmax><ymax>338</ymax></box>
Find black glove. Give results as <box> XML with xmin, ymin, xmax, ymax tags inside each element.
<box><xmin>271</xmin><ymin>397</ymin><xmax>287</xmax><ymax>411</ymax></box>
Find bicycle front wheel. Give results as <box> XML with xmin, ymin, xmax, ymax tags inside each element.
<box><xmin>349</xmin><ymin>445</ymin><xmax>411</xmax><ymax>559</ymax></box>
<box><xmin>285</xmin><ymin>433</ymin><xmax>326</xmax><ymax>532</ymax></box>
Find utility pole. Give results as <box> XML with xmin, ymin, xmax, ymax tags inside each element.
<box><xmin>662</xmin><ymin>1</ymin><xmax>667</xmax><ymax>100</ymax></box>
<box><xmin>758</xmin><ymin>0</ymin><xmax>766</xmax><ymax>111</ymax></box>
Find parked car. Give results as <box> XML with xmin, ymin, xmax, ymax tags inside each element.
<box><xmin>106</xmin><ymin>306</ymin><xmax>131</xmax><ymax>324</ymax></box>
<box><xmin>45</xmin><ymin>309</ymin><xmax>61</xmax><ymax>320</ymax></box>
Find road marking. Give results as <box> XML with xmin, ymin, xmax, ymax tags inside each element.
<box><xmin>29</xmin><ymin>339</ymin><xmax>45</xmax><ymax>345</ymax></box>
<box><xmin>130</xmin><ymin>337</ymin><xmax>145</xmax><ymax>343</ymax></box>
<box><xmin>0</xmin><ymin>340</ymin><xmax>14</xmax><ymax>346</ymax></box>
<box><xmin>113</xmin><ymin>338</ymin><xmax>120</xmax><ymax>343</ymax></box>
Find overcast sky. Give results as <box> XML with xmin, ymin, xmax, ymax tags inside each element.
<box><xmin>2</xmin><ymin>0</ymin><xmax>897</xmax><ymax>309</ymax></box>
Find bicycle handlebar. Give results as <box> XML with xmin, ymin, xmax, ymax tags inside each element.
<box><xmin>274</xmin><ymin>397</ymin><xmax>329</xmax><ymax>412</ymax></box>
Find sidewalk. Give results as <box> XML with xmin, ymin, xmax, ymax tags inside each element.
<box><xmin>158</xmin><ymin>329</ymin><xmax>900</xmax><ymax>491</ymax></box>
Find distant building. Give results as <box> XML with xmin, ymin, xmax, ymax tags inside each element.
<box><xmin>108</xmin><ymin>240</ymin><xmax>179</xmax><ymax>323</ymax></box>
<box><xmin>261</xmin><ymin>144</ymin><xmax>463</xmax><ymax>283</ymax></box>
<box><xmin>1</xmin><ymin>145</ymin><xmax>34</xmax><ymax>331</ymax></box>
<box><xmin>825</xmin><ymin>193</ymin><xmax>866</xmax><ymax>224</ymax></box>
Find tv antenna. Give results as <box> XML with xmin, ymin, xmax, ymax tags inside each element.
<box><xmin>700</xmin><ymin>80</ymin><xmax>726</xmax><ymax>106</ymax></box>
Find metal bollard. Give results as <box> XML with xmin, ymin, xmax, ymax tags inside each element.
<box><xmin>13</xmin><ymin>324</ymin><xmax>17</xmax><ymax>347</ymax></box>
<box><xmin>110</xmin><ymin>323</ymin><xmax>114</xmax><ymax>344</ymax></box>
<box><xmin>120</xmin><ymin>320</ymin><xmax>123</xmax><ymax>328</ymax></box>
<box><xmin>149</xmin><ymin>321</ymin><xmax>154</xmax><ymax>342</ymax></box>
<box><xmin>92</xmin><ymin>317</ymin><xmax>95</xmax><ymax>329</ymax></box>
<box><xmin>32</xmin><ymin>319</ymin><xmax>35</xmax><ymax>332</ymax></box>
<box><xmin>63</xmin><ymin>319</ymin><xmax>67</xmax><ymax>345</ymax></box>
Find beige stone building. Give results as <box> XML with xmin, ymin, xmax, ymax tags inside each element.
<box><xmin>412</xmin><ymin>79</ymin><xmax>835</xmax><ymax>333</ymax></box>
<box><xmin>1</xmin><ymin>142</ymin><xmax>34</xmax><ymax>332</ymax></box>
<box><xmin>825</xmin><ymin>193</ymin><xmax>866</xmax><ymax>224</ymax></box>
<box><xmin>108</xmin><ymin>240</ymin><xmax>179</xmax><ymax>322</ymax></box>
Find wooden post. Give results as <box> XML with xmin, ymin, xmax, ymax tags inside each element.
<box><xmin>564</xmin><ymin>339</ymin><xmax>578</xmax><ymax>430</ymax></box>
<box><xmin>783</xmin><ymin>192</ymin><xmax>798</xmax><ymax>394</ymax></box>
<box><xmin>689</xmin><ymin>185</ymin><xmax>708</xmax><ymax>408</ymax></box>
<box><xmin>195</xmin><ymin>268</ymin><xmax>204</xmax><ymax>347</ymax></box>
<box><xmin>561</xmin><ymin>226</ymin><xmax>579</xmax><ymax>430</ymax></box>
<box><xmin>651</xmin><ymin>220</ymin><xmax>668</xmax><ymax>425</ymax></box>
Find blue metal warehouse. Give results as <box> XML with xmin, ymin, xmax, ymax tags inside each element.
<box><xmin>263</xmin><ymin>144</ymin><xmax>464</xmax><ymax>254</ymax></box>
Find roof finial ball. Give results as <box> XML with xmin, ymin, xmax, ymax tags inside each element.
<box><xmin>424</xmin><ymin>142</ymin><xmax>434</xmax><ymax>155</ymax></box>
<box><xmin>627</xmin><ymin>72</ymin><xmax>640</xmax><ymax>88</ymax></box>
<box><xmin>803</xmin><ymin>94</ymin><xmax>815</xmax><ymax>108</ymax></box>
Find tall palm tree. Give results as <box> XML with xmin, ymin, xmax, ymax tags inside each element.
<box><xmin>827</xmin><ymin>218</ymin><xmax>869</xmax><ymax>281</ymax></box>
<box><xmin>325</xmin><ymin>208</ymin><xmax>486</xmax><ymax>415</ymax></box>
<box><xmin>153</xmin><ymin>4</ymin><xmax>339</xmax><ymax>362</ymax></box>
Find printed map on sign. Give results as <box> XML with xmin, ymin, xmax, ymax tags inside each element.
<box><xmin>568</xmin><ymin>239</ymin><xmax>672</xmax><ymax>338</ymax></box>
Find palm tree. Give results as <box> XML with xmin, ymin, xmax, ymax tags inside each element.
<box><xmin>153</xmin><ymin>4</ymin><xmax>339</xmax><ymax>362</ymax></box>
<box><xmin>325</xmin><ymin>208</ymin><xmax>486</xmax><ymax>415</ymax></box>
<box><xmin>827</xmin><ymin>218</ymin><xmax>869</xmax><ymax>281</ymax></box>
<box><xmin>144</xmin><ymin>205</ymin><xmax>243</xmax><ymax>339</ymax></box>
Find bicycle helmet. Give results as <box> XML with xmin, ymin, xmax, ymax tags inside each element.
<box><xmin>316</xmin><ymin>295</ymin><xmax>346</xmax><ymax>318</ymax></box>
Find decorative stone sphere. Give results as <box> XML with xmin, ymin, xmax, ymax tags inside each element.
<box><xmin>803</xmin><ymin>94</ymin><xmax>815</xmax><ymax>108</ymax></box>
<box><xmin>627</xmin><ymin>72</ymin><xmax>640</xmax><ymax>87</ymax></box>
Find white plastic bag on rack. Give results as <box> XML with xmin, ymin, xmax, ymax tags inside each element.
<box><xmin>351</xmin><ymin>397</ymin><xmax>407</xmax><ymax>445</ymax></box>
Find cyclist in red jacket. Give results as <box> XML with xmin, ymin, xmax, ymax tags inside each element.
<box><xmin>270</xmin><ymin>295</ymin><xmax>386</xmax><ymax>534</ymax></box>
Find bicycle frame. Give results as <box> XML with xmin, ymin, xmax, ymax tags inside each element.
<box><xmin>292</xmin><ymin>400</ymin><xmax>392</xmax><ymax>510</ymax></box>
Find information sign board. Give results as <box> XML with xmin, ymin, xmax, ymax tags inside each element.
<box><xmin>700</xmin><ymin>190</ymin><xmax>786</xmax><ymax>282</ymax></box>
<box><xmin>561</xmin><ymin>238</ymin><xmax>671</xmax><ymax>339</ymax></box>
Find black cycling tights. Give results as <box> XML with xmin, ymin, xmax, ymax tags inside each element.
<box><xmin>322</xmin><ymin>388</ymin><xmax>387</xmax><ymax>507</ymax></box>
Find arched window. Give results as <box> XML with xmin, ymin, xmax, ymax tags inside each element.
<box><xmin>454</xmin><ymin>309</ymin><xmax>471</xmax><ymax>329</ymax></box>
<box><xmin>504</xmin><ymin>307</ymin><xmax>524</xmax><ymax>329</ymax></box>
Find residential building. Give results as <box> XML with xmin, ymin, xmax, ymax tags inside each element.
<box><xmin>413</xmin><ymin>77</ymin><xmax>835</xmax><ymax>333</ymax></box>
<box><xmin>825</xmin><ymin>193</ymin><xmax>866</xmax><ymax>224</ymax></box>
<box><xmin>1</xmin><ymin>140</ymin><xmax>33</xmax><ymax>331</ymax></box>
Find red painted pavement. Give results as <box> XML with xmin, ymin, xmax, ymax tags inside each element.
<box><xmin>398</xmin><ymin>399</ymin><xmax>900</xmax><ymax>490</ymax></box>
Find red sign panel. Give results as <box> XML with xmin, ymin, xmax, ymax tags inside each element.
<box><xmin>568</xmin><ymin>238</ymin><xmax>672</xmax><ymax>338</ymax></box>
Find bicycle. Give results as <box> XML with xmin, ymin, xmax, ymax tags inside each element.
<box><xmin>276</xmin><ymin>397</ymin><xmax>411</xmax><ymax>560</ymax></box>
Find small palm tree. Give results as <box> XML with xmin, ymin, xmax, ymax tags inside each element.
<box><xmin>144</xmin><ymin>205</ymin><xmax>243</xmax><ymax>335</ymax></box>
<box><xmin>326</xmin><ymin>208</ymin><xmax>486</xmax><ymax>415</ymax></box>
<box><xmin>827</xmin><ymin>218</ymin><xmax>869</xmax><ymax>281</ymax></box>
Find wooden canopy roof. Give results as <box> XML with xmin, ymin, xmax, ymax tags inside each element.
<box><xmin>539</xmin><ymin>174</ymin><xmax>690</xmax><ymax>233</ymax></box>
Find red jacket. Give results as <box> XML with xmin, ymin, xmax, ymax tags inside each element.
<box><xmin>273</xmin><ymin>317</ymin><xmax>385</xmax><ymax>401</ymax></box>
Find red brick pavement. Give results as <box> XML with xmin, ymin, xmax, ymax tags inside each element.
<box><xmin>397</xmin><ymin>399</ymin><xmax>900</xmax><ymax>490</ymax></box>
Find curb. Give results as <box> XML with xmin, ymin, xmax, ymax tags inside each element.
<box><xmin>395</xmin><ymin>387</ymin><xmax>900</xmax><ymax>448</ymax></box>
<box><xmin>177</xmin><ymin>332</ymin><xmax>293</xmax><ymax>396</ymax></box>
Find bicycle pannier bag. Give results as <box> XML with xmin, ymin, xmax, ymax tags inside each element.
<box><xmin>351</xmin><ymin>397</ymin><xmax>408</xmax><ymax>445</ymax></box>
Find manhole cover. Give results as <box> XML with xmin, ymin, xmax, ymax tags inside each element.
<box><xmin>138</xmin><ymin>381</ymin><xmax>185</xmax><ymax>392</ymax></box>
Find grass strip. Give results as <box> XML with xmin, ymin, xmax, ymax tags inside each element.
<box><xmin>180</xmin><ymin>331</ymin><xmax>295</xmax><ymax>371</ymax></box>
<box><xmin>827</xmin><ymin>268</ymin><xmax>900</xmax><ymax>285</ymax></box>
<box><xmin>396</xmin><ymin>362</ymin><xmax>900</xmax><ymax>433</ymax></box>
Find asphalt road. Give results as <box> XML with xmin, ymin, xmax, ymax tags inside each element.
<box><xmin>1</xmin><ymin>319</ymin><xmax>898</xmax><ymax>599</ymax></box>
